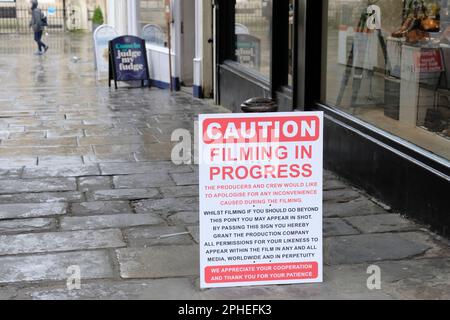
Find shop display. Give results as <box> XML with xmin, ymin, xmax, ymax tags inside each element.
<box><xmin>391</xmin><ymin>0</ymin><xmax>440</xmax><ymax>44</ymax></box>
<box><xmin>328</xmin><ymin>0</ymin><xmax>450</xmax><ymax>160</ymax></box>
<box><xmin>384</xmin><ymin>0</ymin><xmax>449</xmax><ymax>138</ymax></box>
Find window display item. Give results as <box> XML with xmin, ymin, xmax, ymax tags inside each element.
<box><xmin>392</xmin><ymin>0</ymin><xmax>440</xmax><ymax>44</ymax></box>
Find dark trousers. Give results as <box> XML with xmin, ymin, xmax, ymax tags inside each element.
<box><xmin>34</xmin><ymin>31</ymin><xmax>46</xmax><ymax>52</ymax></box>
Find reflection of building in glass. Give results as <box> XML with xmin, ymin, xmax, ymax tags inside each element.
<box><xmin>326</xmin><ymin>0</ymin><xmax>450</xmax><ymax>160</ymax></box>
<box><xmin>0</xmin><ymin>0</ymin><xmax>107</xmax><ymax>32</ymax></box>
<box><xmin>235</xmin><ymin>0</ymin><xmax>272</xmax><ymax>78</ymax></box>
<box><xmin>139</xmin><ymin>0</ymin><xmax>168</xmax><ymax>46</ymax></box>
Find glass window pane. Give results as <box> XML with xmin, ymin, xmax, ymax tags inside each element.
<box><xmin>324</xmin><ymin>0</ymin><xmax>450</xmax><ymax>161</ymax></box>
<box><xmin>235</xmin><ymin>0</ymin><xmax>272</xmax><ymax>78</ymax></box>
<box><xmin>139</xmin><ymin>0</ymin><xmax>168</xmax><ymax>47</ymax></box>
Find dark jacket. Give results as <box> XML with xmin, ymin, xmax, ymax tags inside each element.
<box><xmin>30</xmin><ymin>5</ymin><xmax>45</xmax><ymax>33</ymax></box>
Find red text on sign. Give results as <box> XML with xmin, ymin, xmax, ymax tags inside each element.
<box><xmin>205</xmin><ymin>262</ymin><xmax>319</xmax><ymax>283</ymax></box>
<box><xmin>203</xmin><ymin>116</ymin><xmax>320</xmax><ymax>144</ymax></box>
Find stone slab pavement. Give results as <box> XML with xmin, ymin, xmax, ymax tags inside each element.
<box><xmin>0</xmin><ymin>34</ymin><xmax>448</xmax><ymax>300</ymax></box>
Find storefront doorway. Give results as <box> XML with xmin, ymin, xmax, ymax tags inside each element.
<box><xmin>215</xmin><ymin>0</ymin><xmax>304</xmax><ymax>112</ymax></box>
<box><xmin>180</xmin><ymin>0</ymin><xmax>196</xmax><ymax>86</ymax></box>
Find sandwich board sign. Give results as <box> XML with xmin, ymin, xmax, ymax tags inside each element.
<box><xmin>109</xmin><ymin>35</ymin><xmax>150</xmax><ymax>89</ymax></box>
<box><xmin>198</xmin><ymin>112</ymin><xmax>324</xmax><ymax>288</ymax></box>
<box><xmin>93</xmin><ymin>25</ymin><xmax>118</xmax><ymax>79</ymax></box>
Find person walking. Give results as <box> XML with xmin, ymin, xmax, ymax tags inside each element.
<box><xmin>29</xmin><ymin>0</ymin><xmax>49</xmax><ymax>55</ymax></box>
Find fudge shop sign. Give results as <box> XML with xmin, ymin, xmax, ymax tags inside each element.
<box><xmin>109</xmin><ymin>36</ymin><xmax>150</xmax><ymax>89</ymax></box>
<box><xmin>198</xmin><ymin>112</ymin><xmax>324</xmax><ymax>288</ymax></box>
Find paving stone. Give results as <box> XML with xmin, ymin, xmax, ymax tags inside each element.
<box><xmin>391</xmin><ymin>231</ymin><xmax>450</xmax><ymax>259</ymax></box>
<box><xmin>78</xmin><ymin>176</ymin><xmax>111</xmax><ymax>192</ymax></box>
<box><xmin>160</xmin><ymin>185</ymin><xmax>199</xmax><ymax>198</ymax></box>
<box><xmin>99</xmin><ymin>161</ymin><xmax>192</xmax><ymax>175</ymax></box>
<box><xmin>0</xmin><ymin>287</ymin><xmax>17</xmax><ymax>299</ymax></box>
<box><xmin>8</xmin><ymin>131</ymin><xmax>45</xmax><ymax>139</ymax></box>
<box><xmin>324</xmin><ymin>197</ymin><xmax>388</xmax><ymax>218</ymax></box>
<box><xmin>0</xmin><ymin>218</ymin><xmax>56</xmax><ymax>234</ymax></box>
<box><xmin>0</xmin><ymin>203</ymin><xmax>67</xmax><ymax>220</ymax></box>
<box><xmin>79</xmin><ymin>134</ymin><xmax>158</xmax><ymax>146</ymax></box>
<box><xmin>322</xmin><ymin>258</ymin><xmax>450</xmax><ymax>300</ymax></box>
<box><xmin>0</xmin><ymin>191</ymin><xmax>84</xmax><ymax>204</ymax></box>
<box><xmin>22</xmin><ymin>165</ymin><xmax>100</xmax><ymax>179</ymax></box>
<box><xmin>187</xmin><ymin>226</ymin><xmax>200</xmax><ymax>244</ymax></box>
<box><xmin>84</xmin><ymin>128</ymin><xmax>139</xmax><ymax>137</ymax></box>
<box><xmin>134</xmin><ymin>197</ymin><xmax>199</xmax><ymax>217</ymax></box>
<box><xmin>345</xmin><ymin>214</ymin><xmax>421</xmax><ymax>234</ymax></box>
<box><xmin>113</xmin><ymin>173</ymin><xmax>175</xmax><ymax>189</ymax></box>
<box><xmin>60</xmin><ymin>214</ymin><xmax>164</xmax><ymax>231</ymax></box>
<box><xmin>0</xmin><ymin>229</ymin><xmax>125</xmax><ymax>256</ymax></box>
<box><xmin>47</xmin><ymin>129</ymin><xmax>84</xmax><ymax>138</ymax></box>
<box><xmin>94</xmin><ymin>144</ymin><xmax>143</xmax><ymax>156</ymax></box>
<box><xmin>0</xmin><ymin>167</ymin><xmax>23</xmax><ymax>180</ymax></box>
<box><xmin>117</xmin><ymin>246</ymin><xmax>199</xmax><ymax>279</ymax></box>
<box><xmin>37</xmin><ymin>156</ymin><xmax>84</xmax><ymax>166</ymax></box>
<box><xmin>377</xmin><ymin>258</ymin><xmax>450</xmax><ymax>299</ymax></box>
<box><xmin>324</xmin><ymin>218</ymin><xmax>360</xmax><ymax>237</ymax></box>
<box><xmin>323</xmin><ymin>179</ymin><xmax>347</xmax><ymax>191</ymax></box>
<box><xmin>0</xmin><ymin>251</ymin><xmax>114</xmax><ymax>284</ymax></box>
<box><xmin>170</xmin><ymin>172</ymin><xmax>199</xmax><ymax>186</ymax></box>
<box><xmin>19</xmin><ymin>278</ymin><xmax>201</xmax><ymax>300</ymax></box>
<box><xmin>71</xmin><ymin>201</ymin><xmax>132</xmax><ymax>215</ymax></box>
<box><xmin>324</xmin><ymin>189</ymin><xmax>361</xmax><ymax>203</ymax></box>
<box><xmin>0</xmin><ymin>146</ymin><xmax>93</xmax><ymax>157</ymax></box>
<box><xmin>0</xmin><ymin>178</ymin><xmax>77</xmax><ymax>195</ymax></box>
<box><xmin>134</xmin><ymin>149</ymin><xmax>173</xmax><ymax>161</ymax></box>
<box><xmin>168</xmin><ymin>212</ymin><xmax>199</xmax><ymax>226</ymax></box>
<box><xmin>0</xmin><ymin>157</ymin><xmax>37</xmax><ymax>166</ymax></box>
<box><xmin>87</xmin><ymin>189</ymin><xmax>160</xmax><ymax>201</ymax></box>
<box><xmin>324</xmin><ymin>232</ymin><xmax>432</xmax><ymax>265</ymax></box>
<box><xmin>200</xmin><ymin>284</ymin><xmax>303</xmax><ymax>300</ymax></box>
<box><xmin>1</xmin><ymin>137</ymin><xmax>77</xmax><ymax>147</ymax></box>
<box><xmin>84</xmin><ymin>153</ymin><xmax>137</xmax><ymax>164</ymax></box>
<box><xmin>324</xmin><ymin>170</ymin><xmax>339</xmax><ymax>180</ymax></box>
<box><xmin>124</xmin><ymin>226</ymin><xmax>194</xmax><ymax>247</ymax></box>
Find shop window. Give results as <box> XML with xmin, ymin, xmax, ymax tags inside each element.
<box><xmin>139</xmin><ymin>0</ymin><xmax>168</xmax><ymax>47</ymax></box>
<box><xmin>234</xmin><ymin>0</ymin><xmax>273</xmax><ymax>78</ymax></box>
<box><xmin>324</xmin><ymin>0</ymin><xmax>450</xmax><ymax>161</ymax></box>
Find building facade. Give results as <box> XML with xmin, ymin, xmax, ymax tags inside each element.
<box><xmin>214</xmin><ymin>0</ymin><xmax>450</xmax><ymax>236</ymax></box>
<box><xmin>105</xmin><ymin>0</ymin><xmax>212</xmax><ymax>96</ymax></box>
<box><xmin>106</xmin><ymin>0</ymin><xmax>450</xmax><ymax>236</ymax></box>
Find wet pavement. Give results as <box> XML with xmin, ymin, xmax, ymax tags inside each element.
<box><xmin>0</xmin><ymin>33</ymin><xmax>449</xmax><ymax>300</ymax></box>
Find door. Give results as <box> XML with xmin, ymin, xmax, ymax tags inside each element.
<box><xmin>181</xmin><ymin>0</ymin><xmax>195</xmax><ymax>86</ymax></box>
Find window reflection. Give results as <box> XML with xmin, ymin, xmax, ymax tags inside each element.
<box><xmin>326</xmin><ymin>0</ymin><xmax>450</xmax><ymax>160</ymax></box>
<box><xmin>139</xmin><ymin>0</ymin><xmax>168</xmax><ymax>47</ymax></box>
<box><xmin>235</xmin><ymin>0</ymin><xmax>272</xmax><ymax>78</ymax></box>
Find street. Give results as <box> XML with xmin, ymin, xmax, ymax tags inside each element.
<box><xmin>0</xmin><ymin>33</ymin><xmax>448</xmax><ymax>300</ymax></box>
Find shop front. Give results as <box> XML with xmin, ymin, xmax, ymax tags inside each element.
<box><xmin>108</xmin><ymin>0</ymin><xmax>209</xmax><ymax>93</ymax></box>
<box><xmin>215</xmin><ymin>0</ymin><xmax>450</xmax><ymax>235</ymax></box>
<box><xmin>317</xmin><ymin>0</ymin><xmax>449</xmax><ymax>235</ymax></box>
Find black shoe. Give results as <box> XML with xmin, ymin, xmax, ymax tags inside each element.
<box><xmin>44</xmin><ymin>45</ymin><xmax>49</xmax><ymax>53</ymax></box>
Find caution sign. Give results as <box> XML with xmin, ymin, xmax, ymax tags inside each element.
<box><xmin>199</xmin><ymin>112</ymin><xmax>323</xmax><ymax>289</ymax></box>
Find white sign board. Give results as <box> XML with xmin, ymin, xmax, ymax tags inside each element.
<box><xmin>93</xmin><ymin>25</ymin><xmax>118</xmax><ymax>79</ymax></box>
<box><xmin>199</xmin><ymin>112</ymin><xmax>324</xmax><ymax>289</ymax></box>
